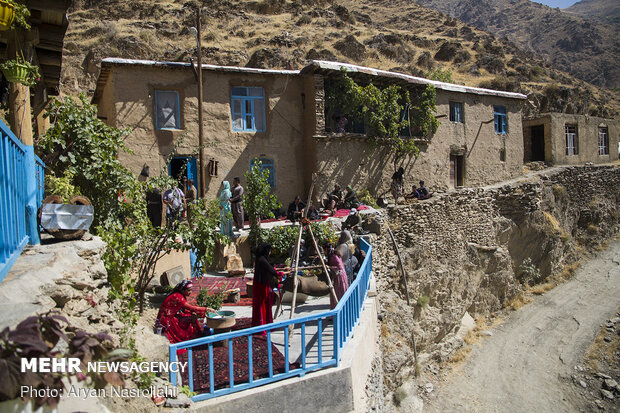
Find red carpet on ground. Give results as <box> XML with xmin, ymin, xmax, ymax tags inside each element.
<box><xmin>188</xmin><ymin>276</ymin><xmax>252</xmax><ymax>307</ymax></box>
<box><xmin>178</xmin><ymin>318</ymin><xmax>298</xmax><ymax>393</ymax></box>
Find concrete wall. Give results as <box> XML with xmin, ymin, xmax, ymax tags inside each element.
<box><xmin>97</xmin><ymin>65</ymin><xmax>307</xmax><ymax>204</ymax></box>
<box><xmin>523</xmin><ymin>113</ymin><xmax>619</xmax><ymax>165</ymax></box>
<box><xmin>309</xmin><ymin>76</ymin><xmax>524</xmax><ymax>199</ymax></box>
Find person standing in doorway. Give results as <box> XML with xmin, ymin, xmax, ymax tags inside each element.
<box><xmin>230</xmin><ymin>177</ymin><xmax>245</xmax><ymax>231</ymax></box>
<box><xmin>163</xmin><ymin>181</ymin><xmax>185</xmax><ymax>227</ymax></box>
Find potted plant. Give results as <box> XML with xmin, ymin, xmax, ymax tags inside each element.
<box><xmin>0</xmin><ymin>56</ymin><xmax>40</xmax><ymax>87</ymax></box>
<box><xmin>0</xmin><ymin>0</ymin><xmax>30</xmax><ymax>30</ymax></box>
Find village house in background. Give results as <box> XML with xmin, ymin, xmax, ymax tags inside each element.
<box><xmin>93</xmin><ymin>58</ymin><xmax>527</xmax><ymax>202</ymax></box>
<box><xmin>523</xmin><ymin>113</ymin><xmax>619</xmax><ymax>165</ymax></box>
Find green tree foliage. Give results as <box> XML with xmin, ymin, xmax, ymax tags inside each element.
<box><xmin>244</xmin><ymin>159</ymin><xmax>281</xmax><ymax>248</ymax></box>
<box><xmin>326</xmin><ymin>72</ymin><xmax>439</xmax><ymax>158</ymax></box>
<box><xmin>37</xmin><ymin>94</ymin><xmax>142</xmax><ymax>228</ymax></box>
<box><xmin>425</xmin><ymin>67</ymin><xmax>453</xmax><ymax>83</ymax></box>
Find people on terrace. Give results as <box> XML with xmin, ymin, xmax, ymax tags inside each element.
<box><xmin>417</xmin><ymin>180</ymin><xmax>432</xmax><ymax>199</ymax></box>
<box><xmin>219</xmin><ymin>180</ymin><xmax>233</xmax><ymax>237</ymax></box>
<box><xmin>156</xmin><ymin>280</ymin><xmax>215</xmax><ymax>344</ymax></box>
<box><xmin>327</xmin><ymin>244</ymin><xmax>349</xmax><ymax>309</ymax></box>
<box><xmin>230</xmin><ymin>177</ymin><xmax>245</xmax><ymax>231</ymax></box>
<box><xmin>342</xmin><ymin>208</ymin><xmax>362</xmax><ymax>233</ymax></box>
<box><xmin>287</xmin><ymin>195</ymin><xmax>306</xmax><ymax>222</ymax></box>
<box><xmin>252</xmin><ymin>243</ymin><xmax>290</xmax><ymax>328</ymax></box>
<box><xmin>391</xmin><ymin>167</ymin><xmax>405</xmax><ymax>202</ymax></box>
<box><xmin>343</xmin><ymin>185</ymin><xmax>360</xmax><ymax>209</ymax></box>
<box><xmin>322</xmin><ymin>184</ymin><xmax>342</xmax><ymax>214</ymax></box>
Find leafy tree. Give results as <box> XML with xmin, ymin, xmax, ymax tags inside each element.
<box><xmin>326</xmin><ymin>72</ymin><xmax>439</xmax><ymax>158</ymax></box>
<box><xmin>244</xmin><ymin>159</ymin><xmax>281</xmax><ymax>249</ymax></box>
<box><xmin>37</xmin><ymin>94</ymin><xmax>142</xmax><ymax>228</ymax></box>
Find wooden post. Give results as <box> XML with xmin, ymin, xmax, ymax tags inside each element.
<box><xmin>196</xmin><ymin>7</ymin><xmax>205</xmax><ymax>197</ymax></box>
<box><xmin>8</xmin><ymin>82</ymin><xmax>33</xmax><ymax>145</ymax></box>
<box><xmin>307</xmin><ymin>225</ymin><xmax>338</xmax><ymax>304</ymax></box>
<box><xmin>288</xmin><ymin>179</ymin><xmax>316</xmax><ymax>338</ymax></box>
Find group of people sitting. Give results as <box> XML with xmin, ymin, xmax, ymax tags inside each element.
<box><xmin>321</xmin><ymin>184</ymin><xmax>360</xmax><ymax>214</ymax></box>
<box><xmin>391</xmin><ymin>167</ymin><xmax>433</xmax><ymax>201</ymax></box>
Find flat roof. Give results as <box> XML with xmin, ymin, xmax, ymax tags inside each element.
<box><xmin>93</xmin><ymin>58</ymin><xmax>527</xmax><ymax>102</ymax></box>
<box><xmin>100</xmin><ymin>57</ymin><xmax>300</xmax><ymax>75</ymax></box>
<box><xmin>303</xmin><ymin>60</ymin><xmax>528</xmax><ymax>100</ymax></box>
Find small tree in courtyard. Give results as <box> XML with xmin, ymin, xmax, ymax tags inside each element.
<box><xmin>244</xmin><ymin>159</ymin><xmax>281</xmax><ymax>249</ymax></box>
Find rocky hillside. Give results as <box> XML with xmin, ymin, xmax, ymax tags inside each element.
<box><xmin>410</xmin><ymin>0</ymin><xmax>619</xmax><ymax>90</ymax></box>
<box><xmin>567</xmin><ymin>0</ymin><xmax>620</xmax><ymax>21</ymax></box>
<box><xmin>62</xmin><ymin>0</ymin><xmax>619</xmax><ymax>117</ymax></box>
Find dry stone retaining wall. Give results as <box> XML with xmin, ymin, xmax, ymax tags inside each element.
<box><xmin>372</xmin><ymin>165</ymin><xmax>620</xmax><ymax>390</ymax></box>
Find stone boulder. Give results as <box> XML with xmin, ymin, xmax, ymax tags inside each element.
<box><xmin>334</xmin><ymin>35</ymin><xmax>366</xmax><ymax>61</ymax></box>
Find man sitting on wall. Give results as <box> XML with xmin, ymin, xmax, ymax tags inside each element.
<box><xmin>287</xmin><ymin>195</ymin><xmax>306</xmax><ymax>222</ymax></box>
<box><xmin>342</xmin><ymin>208</ymin><xmax>362</xmax><ymax>233</ymax></box>
<box><xmin>404</xmin><ymin>185</ymin><xmax>420</xmax><ymax>200</ymax></box>
<box><xmin>417</xmin><ymin>181</ymin><xmax>433</xmax><ymax>200</ymax></box>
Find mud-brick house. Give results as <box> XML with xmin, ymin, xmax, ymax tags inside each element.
<box><xmin>93</xmin><ymin>58</ymin><xmax>527</xmax><ymax>202</ymax></box>
<box><xmin>523</xmin><ymin>113</ymin><xmax>619</xmax><ymax>166</ymax></box>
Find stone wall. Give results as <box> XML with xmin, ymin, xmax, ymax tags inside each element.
<box><xmin>372</xmin><ymin>165</ymin><xmax>620</xmax><ymax>390</ymax></box>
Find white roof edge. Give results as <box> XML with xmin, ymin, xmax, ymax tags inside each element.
<box><xmin>309</xmin><ymin>60</ymin><xmax>528</xmax><ymax>100</ymax></box>
<box><xmin>101</xmin><ymin>57</ymin><xmax>300</xmax><ymax>75</ymax></box>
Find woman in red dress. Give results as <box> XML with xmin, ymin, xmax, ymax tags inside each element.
<box><xmin>252</xmin><ymin>243</ymin><xmax>286</xmax><ymax>328</ymax></box>
<box><xmin>156</xmin><ymin>280</ymin><xmax>215</xmax><ymax>344</ymax></box>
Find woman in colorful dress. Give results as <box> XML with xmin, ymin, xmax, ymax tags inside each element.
<box><xmin>156</xmin><ymin>280</ymin><xmax>215</xmax><ymax>344</ymax></box>
<box><xmin>391</xmin><ymin>167</ymin><xmax>405</xmax><ymax>202</ymax></box>
<box><xmin>328</xmin><ymin>245</ymin><xmax>349</xmax><ymax>309</ymax></box>
<box><xmin>252</xmin><ymin>243</ymin><xmax>286</xmax><ymax>328</ymax></box>
<box><xmin>219</xmin><ymin>180</ymin><xmax>233</xmax><ymax>236</ymax></box>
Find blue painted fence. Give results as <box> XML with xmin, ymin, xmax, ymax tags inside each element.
<box><xmin>0</xmin><ymin>119</ymin><xmax>44</xmax><ymax>282</ymax></box>
<box><xmin>169</xmin><ymin>238</ymin><xmax>373</xmax><ymax>401</ymax></box>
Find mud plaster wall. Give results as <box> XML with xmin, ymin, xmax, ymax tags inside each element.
<box><xmin>311</xmin><ymin>78</ymin><xmax>524</xmax><ymax>199</ymax></box>
<box><xmin>372</xmin><ymin>165</ymin><xmax>620</xmax><ymax>390</ymax></box>
<box><xmin>523</xmin><ymin>113</ymin><xmax>619</xmax><ymax>165</ymax></box>
<box><xmin>98</xmin><ymin>65</ymin><xmax>306</xmax><ymax>204</ymax></box>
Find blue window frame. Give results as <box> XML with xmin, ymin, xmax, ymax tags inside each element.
<box><xmin>155</xmin><ymin>90</ymin><xmax>181</xmax><ymax>130</ymax></box>
<box><xmin>231</xmin><ymin>87</ymin><xmax>266</xmax><ymax>132</ymax></box>
<box><xmin>450</xmin><ymin>101</ymin><xmax>464</xmax><ymax>123</ymax></box>
<box><xmin>494</xmin><ymin>105</ymin><xmax>507</xmax><ymax>134</ymax></box>
<box><xmin>250</xmin><ymin>157</ymin><xmax>275</xmax><ymax>188</ymax></box>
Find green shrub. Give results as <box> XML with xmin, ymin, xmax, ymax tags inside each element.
<box><xmin>358</xmin><ymin>188</ymin><xmax>379</xmax><ymax>209</ymax></box>
<box><xmin>265</xmin><ymin>225</ymin><xmax>299</xmax><ymax>258</ymax></box>
<box><xmin>196</xmin><ymin>288</ymin><xmax>226</xmax><ymax>310</ymax></box>
<box><xmin>45</xmin><ymin>170</ymin><xmax>81</xmax><ymax>201</ymax></box>
<box><xmin>416</xmin><ymin>295</ymin><xmax>430</xmax><ymax>307</ymax></box>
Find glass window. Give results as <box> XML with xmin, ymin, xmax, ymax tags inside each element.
<box><xmin>155</xmin><ymin>90</ymin><xmax>181</xmax><ymax>130</ymax></box>
<box><xmin>250</xmin><ymin>157</ymin><xmax>275</xmax><ymax>188</ymax></box>
<box><xmin>494</xmin><ymin>105</ymin><xmax>507</xmax><ymax>134</ymax></box>
<box><xmin>598</xmin><ymin>127</ymin><xmax>609</xmax><ymax>155</ymax></box>
<box><xmin>565</xmin><ymin>124</ymin><xmax>578</xmax><ymax>156</ymax></box>
<box><xmin>231</xmin><ymin>87</ymin><xmax>266</xmax><ymax>132</ymax></box>
<box><xmin>450</xmin><ymin>102</ymin><xmax>464</xmax><ymax>123</ymax></box>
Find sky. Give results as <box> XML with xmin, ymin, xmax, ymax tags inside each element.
<box><xmin>532</xmin><ymin>0</ymin><xmax>580</xmax><ymax>8</ymax></box>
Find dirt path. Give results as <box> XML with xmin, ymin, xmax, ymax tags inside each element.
<box><xmin>425</xmin><ymin>240</ymin><xmax>620</xmax><ymax>413</ymax></box>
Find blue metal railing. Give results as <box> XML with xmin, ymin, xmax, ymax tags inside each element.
<box><xmin>35</xmin><ymin>155</ymin><xmax>45</xmax><ymax>208</ymax></box>
<box><xmin>169</xmin><ymin>238</ymin><xmax>373</xmax><ymax>401</ymax></box>
<box><xmin>0</xmin><ymin>120</ymin><xmax>44</xmax><ymax>282</ymax></box>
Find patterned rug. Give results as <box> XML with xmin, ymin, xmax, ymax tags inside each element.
<box><xmin>188</xmin><ymin>276</ymin><xmax>252</xmax><ymax>307</ymax></box>
<box><xmin>178</xmin><ymin>318</ymin><xmax>298</xmax><ymax>392</ymax></box>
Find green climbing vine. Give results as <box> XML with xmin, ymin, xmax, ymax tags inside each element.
<box><xmin>325</xmin><ymin>71</ymin><xmax>439</xmax><ymax>158</ymax></box>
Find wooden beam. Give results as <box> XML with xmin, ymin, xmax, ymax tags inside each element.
<box><xmin>26</xmin><ymin>0</ymin><xmax>70</xmax><ymax>14</ymax></box>
<box><xmin>36</xmin><ymin>49</ymin><xmax>62</xmax><ymax>66</ymax></box>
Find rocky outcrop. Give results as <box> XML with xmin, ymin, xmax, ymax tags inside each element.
<box><xmin>374</xmin><ymin>165</ymin><xmax>620</xmax><ymax>390</ymax></box>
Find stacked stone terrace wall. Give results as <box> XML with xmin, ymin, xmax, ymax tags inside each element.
<box><xmin>372</xmin><ymin>165</ymin><xmax>620</xmax><ymax>390</ymax></box>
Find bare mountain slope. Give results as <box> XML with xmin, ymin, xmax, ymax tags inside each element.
<box><xmin>567</xmin><ymin>0</ymin><xmax>620</xmax><ymax>21</ymax></box>
<box><xmin>62</xmin><ymin>0</ymin><xmax>618</xmax><ymax>117</ymax></box>
<box><xmin>411</xmin><ymin>0</ymin><xmax>619</xmax><ymax>89</ymax></box>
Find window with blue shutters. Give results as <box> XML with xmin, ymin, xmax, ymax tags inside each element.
<box><xmin>250</xmin><ymin>157</ymin><xmax>275</xmax><ymax>188</ymax></box>
<box><xmin>494</xmin><ymin>105</ymin><xmax>507</xmax><ymax>134</ymax></box>
<box><xmin>450</xmin><ymin>101</ymin><xmax>464</xmax><ymax>123</ymax></box>
<box><xmin>231</xmin><ymin>87</ymin><xmax>266</xmax><ymax>132</ymax></box>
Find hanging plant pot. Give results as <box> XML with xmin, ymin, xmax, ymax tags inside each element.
<box><xmin>0</xmin><ymin>0</ymin><xmax>16</xmax><ymax>30</ymax></box>
<box><xmin>2</xmin><ymin>62</ymin><xmax>29</xmax><ymax>84</ymax></box>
